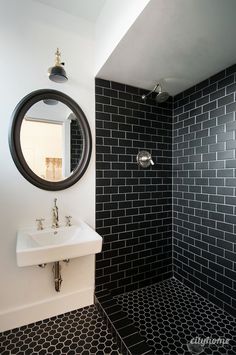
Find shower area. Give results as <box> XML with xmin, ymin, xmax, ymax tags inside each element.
<box><xmin>95</xmin><ymin>64</ymin><xmax>236</xmax><ymax>355</ymax></box>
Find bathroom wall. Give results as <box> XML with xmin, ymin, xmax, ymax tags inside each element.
<box><xmin>95</xmin><ymin>78</ymin><xmax>172</xmax><ymax>295</ymax></box>
<box><xmin>173</xmin><ymin>64</ymin><xmax>236</xmax><ymax>317</ymax></box>
<box><xmin>0</xmin><ymin>0</ymin><xmax>95</xmax><ymax>331</ymax></box>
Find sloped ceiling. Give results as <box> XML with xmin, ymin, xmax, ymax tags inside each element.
<box><xmin>33</xmin><ymin>0</ymin><xmax>106</xmax><ymax>22</ymax></box>
<box><xmin>97</xmin><ymin>0</ymin><xmax>236</xmax><ymax>95</ymax></box>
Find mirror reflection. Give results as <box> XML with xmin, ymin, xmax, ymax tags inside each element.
<box><xmin>20</xmin><ymin>100</ymin><xmax>83</xmax><ymax>182</ymax></box>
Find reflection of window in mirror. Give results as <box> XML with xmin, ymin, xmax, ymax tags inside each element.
<box><xmin>20</xmin><ymin>119</ymin><xmax>63</xmax><ymax>182</ymax></box>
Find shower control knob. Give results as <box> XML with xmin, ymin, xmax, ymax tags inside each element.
<box><xmin>136</xmin><ymin>151</ymin><xmax>155</xmax><ymax>168</ymax></box>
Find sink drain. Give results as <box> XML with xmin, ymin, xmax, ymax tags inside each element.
<box><xmin>187</xmin><ymin>343</ymin><xmax>204</xmax><ymax>354</ymax></box>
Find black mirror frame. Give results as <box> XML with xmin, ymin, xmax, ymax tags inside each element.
<box><xmin>9</xmin><ymin>89</ymin><xmax>92</xmax><ymax>191</ymax></box>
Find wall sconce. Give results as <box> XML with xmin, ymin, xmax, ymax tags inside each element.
<box><xmin>48</xmin><ymin>48</ymin><xmax>68</xmax><ymax>83</ymax></box>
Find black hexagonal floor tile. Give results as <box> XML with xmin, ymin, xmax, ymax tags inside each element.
<box><xmin>0</xmin><ymin>305</ymin><xmax>120</xmax><ymax>354</ymax></box>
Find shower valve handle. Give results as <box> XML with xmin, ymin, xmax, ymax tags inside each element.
<box><xmin>137</xmin><ymin>151</ymin><xmax>154</xmax><ymax>168</ymax></box>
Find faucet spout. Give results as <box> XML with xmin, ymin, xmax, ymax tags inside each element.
<box><xmin>52</xmin><ymin>198</ymin><xmax>59</xmax><ymax>228</ymax></box>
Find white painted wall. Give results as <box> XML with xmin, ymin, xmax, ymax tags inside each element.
<box><xmin>95</xmin><ymin>0</ymin><xmax>151</xmax><ymax>75</ymax></box>
<box><xmin>0</xmin><ymin>0</ymin><xmax>154</xmax><ymax>332</ymax></box>
<box><xmin>0</xmin><ymin>0</ymin><xmax>95</xmax><ymax>331</ymax></box>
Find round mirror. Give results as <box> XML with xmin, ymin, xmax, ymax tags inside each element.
<box><xmin>9</xmin><ymin>89</ymin><xmax>92</xmax><ymax>190</ymax></box>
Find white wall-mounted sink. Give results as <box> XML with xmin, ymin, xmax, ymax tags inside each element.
<box><xmin>16</xmin><ymin>220</ymin><xmax>102</xmax><ymax>267</ymax></box>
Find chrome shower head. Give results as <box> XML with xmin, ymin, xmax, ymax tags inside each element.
<box><xmin>141</xmin><ymin>82</ymin><xmax>169</xmax><ymax>103</ymax></box>
<box><xmin>155</xmin><ymin>90</ymin><xmax>170</xmax><ymax>103</ymax></box>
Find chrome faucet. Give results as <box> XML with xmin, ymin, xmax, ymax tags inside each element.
<box><xmin>52</xmin><ymin>198</ymin><xmax>59</xmax><ymax>229</ymax></box>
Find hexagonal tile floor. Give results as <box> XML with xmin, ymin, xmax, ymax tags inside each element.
<box><xmin>115</xmin><ymin>278</ymin><xmax>236</xmax><ymax>355</ymax></box>
<box><xmin>0</xmin><ymin>305</ymin><xmax>121</xmax><ymax>355</ymax></box>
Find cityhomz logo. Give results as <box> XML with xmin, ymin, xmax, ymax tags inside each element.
<box><xmin>187</xmin><ymin>337</ymin><xmax>230</xmax><ymax>354</ymax></box>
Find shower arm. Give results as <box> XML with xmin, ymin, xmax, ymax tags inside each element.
<box><xmin>141</xmin><ymin>83</ymin><xmax>160</xmax><ymax>100</ymax></box>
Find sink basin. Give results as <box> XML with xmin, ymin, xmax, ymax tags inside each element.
<box><xmin>30</xmin><ymin>226</ymin><xmax>80</xmax><ymax>247</ymax></box>
<box><xmin>16</xmin><ymin>220</ymin><xmax>102</xmax><ymax>267</ymax></box>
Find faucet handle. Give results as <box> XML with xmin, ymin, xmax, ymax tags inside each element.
<box><xmin>36</xmin><ymin>218</ymin><xmax>45</xmax><ymax>230</ymax></box>
<box><xmin>65</xmin><ymin>216</ymin><xmax>72</xmax><ymax>227</ymax></box>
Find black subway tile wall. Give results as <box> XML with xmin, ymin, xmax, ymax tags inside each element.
<box><xmin>71</xmin><ymin>120</ymin><xmax>83</xmax><ymax>171</ymax></box>
<box><xmin>95</xmin><ymin>78</ymin><xmax>173</xmax><ymax>295</ymax></box>
<box><xmin>173</xmin><ymin>64</ymin><xmax>236</xmax><ymax>316</ymax></box>
<box><xmin>95</xmin><ymin>64</ymin><xmax>236</xmax><ymax>316</ymax></box>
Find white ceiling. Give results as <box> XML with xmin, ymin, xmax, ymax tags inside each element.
<box><xmin>27</xmin><ymin>101</ymin><xmax>72</xmax><ymax>122</ymax></box>
<box><xmin>98</xmin><ymin>0</ymin><xmax>236</xmax><ymax>95</ymax></box>
<box><xmin>34</xmin><ymin>0</ymin><xmax>106</xmax><ymax>22</ymax></box>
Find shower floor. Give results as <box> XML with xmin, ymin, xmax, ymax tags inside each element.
<box><xmin>115</xmin><ymin>278</ymin><xmax>236</xmax><ymax>355</ymax></box>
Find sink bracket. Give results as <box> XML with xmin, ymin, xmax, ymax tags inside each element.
<box><xmin>38</xmin><ymin>263</ymin><xmax>47</xmax><ymax>268</ymax></box>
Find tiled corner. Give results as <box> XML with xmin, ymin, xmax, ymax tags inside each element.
<box><xmin>95</xmin><ymin>64</ymin><xmax>236</xmax><ymax>315</ymax></box>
